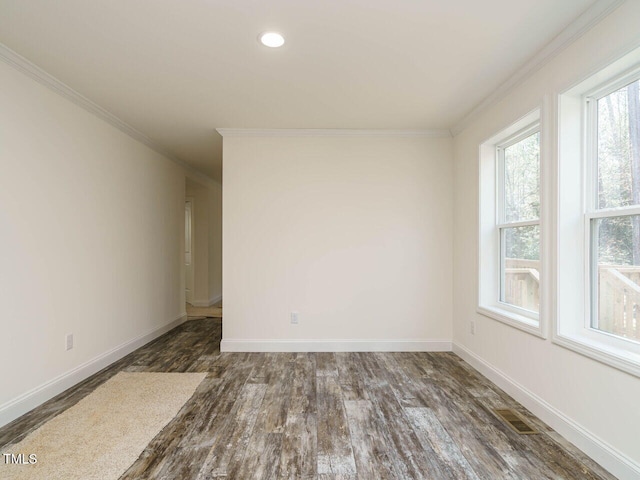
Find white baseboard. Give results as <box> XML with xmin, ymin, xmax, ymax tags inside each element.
<box><xmin>453</xmin><ymin>342</ymin><xmax>640</xmax><ymax>480</ymax></box>
<box><xmin>190</xmin><ymin>295</ymin><xmax>222</xmax><ymax>308</ymax></box>
<box><xmin>190</xmin><ymin>300</ymin><xmax>209</xmax><ymax>307</ymax></box>
<box><xmin>0</xmin><ymin>313</ymin><xmax>188</xmax><ymax>429</ymax></box>
<box><xmin>221</xmin><ymin>339</ymin><xmax>451</xmax><ymax>352</ymax></box>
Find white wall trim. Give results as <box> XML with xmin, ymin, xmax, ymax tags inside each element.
<box><xmin>0</xmin><ymin>41</ymin><xmax>217</xmax><ymax>187</ymax></box>
<box><xmin>190</xmin><ymin>300</ymin><xmax>210</xmax><ymax>307</ymax></box>
<box><xmin>209</xmin><ymin>294</ymin><xmax>223</xmax><ymax>306</ymax></box>
<box><xmin>450</xmin><ymin>0</ymin><xmax>624</xmax><ymax>136</ymax></box>
<box><xmin>221</xmin><ymin>339</ymin><xmax>451</xmax><ymax>352</ymax></box>
<box><xmin>0</xmin><ymin>313</ymin><xmax>188</xmax><ymax>429</ymax></box>
<box><xmin>191</xmin><ymin>298</ymin><xmax>221</xmax><ymax>308</ymax></box>
<box><xmin>453</xmin><ymin>342</ymin><xmax>640</xmax><ymax>480</ymax></box>
<box><xmin>216</xmin><ymin>128</ymin><xmax>452</xmax><ymax>138</ymax></box>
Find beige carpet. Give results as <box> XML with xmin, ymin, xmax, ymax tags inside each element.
<box><xmin>1</xmin><ymin>372</ymin><xmax>206</xmax><ymax>480</ymax></box>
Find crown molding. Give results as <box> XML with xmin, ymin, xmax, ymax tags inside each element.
<box><xmin>0</xmin><ymin>42</ymin><xmax>219</xmax><ymax>186</ymax></box>
<box><xmin>216</xmin><ymin>128</ymin><xmax>452</xmax><ymax>138</ymax></box>
<box><xmin>450</xmin><ymin>0</ymin><xmax>625</xmax><ymax>136</ymax></box>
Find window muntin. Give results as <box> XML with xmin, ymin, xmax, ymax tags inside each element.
<box><xmin>497</xmin><ymin>129</ymin><xmax>541</xmax><ymax>314</ymax></box>
<box><xmin>587</xmin><ymin>77</ymin><xmax>640</xmax><ymax>343</ymax></box>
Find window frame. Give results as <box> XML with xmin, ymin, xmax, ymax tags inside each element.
<box><xmin>555</xmin><ymin>49</ymin><xmax>640</xmax><ymax>378</ymax></box>
<box><xmin>583</xmin><ymin>73</ymin><xmax>640</xmax><ymax>350</ymax></box>
<box><xmin>496</xmin><ymin>125</ymin><xmax>541</xmax><ymax>316</ymax></box>
<box><xmin>478</xmin><ymin>109</ymin><xmax>546</xmax><ymax>338</ymax></box>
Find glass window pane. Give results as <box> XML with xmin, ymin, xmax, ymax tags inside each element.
<box><xmin>501</xmin><ymin>225</ymin><xmax>540</xmax><ymax>313</ymax></box>
<box><xmin>597</xmin><ymin>80</ymin><xmax>640</xmax><ymax>209</ymax></box>
<box><xmin>503</xmin><ymin>132</ymin><xmax>540</xmax><ymax>222</ymax></box>
<box><xmin>593</xmin><ymin>215</ymin><xmax>640</xmax><ymax>341</ymax></box>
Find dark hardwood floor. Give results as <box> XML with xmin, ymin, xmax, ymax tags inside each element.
<box><xmin>0</xmin><ymin>318</ymin><xmax>615</xmax><ymax>479</ymax></box>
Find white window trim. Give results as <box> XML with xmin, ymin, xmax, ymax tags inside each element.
<box><xmin>555</xmin><ymin>46</ymin><xmax>640</xmax><ymax>378</ymax></box>
<box><xmin>478</xmin><ymin>108</ymin><xmax>546</xmax><ymax>339</ymax></box>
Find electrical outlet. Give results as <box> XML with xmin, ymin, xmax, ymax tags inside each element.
<box><xmin>290</xmin><ymin>312</ymin><xmax>299</xmax><ymax>325</ymax></box>
<box><xmin>470</xmin><ymin>321</ymin><xmax>475</xmax><ymax>335</ymax></box>
<box><xmin>66</xmin><ymin>333</ymin><xmax>74</xmax><ymax>350</ymax></box>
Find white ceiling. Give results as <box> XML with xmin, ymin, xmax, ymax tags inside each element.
<box><xmin>0</xmin><ymin>0</ymin><xmax>602</xmax><ymax>182</ymax></box>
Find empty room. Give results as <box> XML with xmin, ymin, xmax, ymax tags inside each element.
<box><xmin>1</xmin><ymin>1</ymin><xmax>640</xmax><ymax>479</ymax></box>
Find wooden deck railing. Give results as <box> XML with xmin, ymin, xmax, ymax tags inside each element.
<box><xmin>599</xmin><ymin>266</ymin><xmax>640</xmax><ymax>341</ymax></box>
<box><xmin>503</xmin><ymin>260</ymin><xmax>640</xmax><ymax>340</ymax></box>
<box><xmin>504</xmin><ymin>258</ymin><xmax>540</xmax><ymax>312</ymax></box>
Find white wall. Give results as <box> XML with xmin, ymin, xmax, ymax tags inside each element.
<box><xmin>208</xmin><ymin>182</ymin><xmax>223</xmax><ymax>305</ymax></box>
<box><xmin>452</xmin><ymin>2</ymin><xmax>640</xmax><ymax>478</ymax></box>
<box><xmin>222</xmin><ymin>134</ymin><xmax>453</xmax><ymax>351</ymax></box>
<box><xmin>0</xmin><ymin>59</ymin><xmax>186</xmax><ymax>426</ymax></box>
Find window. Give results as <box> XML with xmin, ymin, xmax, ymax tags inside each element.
<box><xmin>557</xmin><ymin>47</ymin><xmax>640</xmax><ymax>377</ymax></box>
<box><xmin>498</xmin><ymin>128</ymin><xmax>541</xmax><ymax>313</ymax></box>
<box><xmin>478</xmin><ymin>110</ymin><xmax>544</xmax><ymax>337</ymax></box>
<box><xmin>587</xmin><ymin>78</ymin><xmax>640</xmax><ymax>343</ymax></box>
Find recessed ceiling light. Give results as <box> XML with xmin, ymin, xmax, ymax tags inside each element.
<box><xmin>259</xmin><ymin>32</ymin><xmax>285</xmax><ymax>48</ymax></box>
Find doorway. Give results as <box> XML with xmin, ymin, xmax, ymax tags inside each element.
<box><xmin>184</xmin><ymin>177</ymin><xmax>222</xmax><ymax>318</ymax></box>
<box><xmin>185</xmin><ymin>198</ymin><xmax>194</xmax><ymax>304</ymax></box>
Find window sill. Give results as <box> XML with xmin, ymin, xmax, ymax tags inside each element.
<box><xmin>552</xmin><ymin>331</ymin><xmax>640</xmax><ymax>378</ymax></box>
<box><xmin>477</xmin><ymin>305</ymin><xmax>546</xmax><ymax>339</ymax></box>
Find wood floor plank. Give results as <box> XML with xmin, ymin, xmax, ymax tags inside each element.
<box><xmin>288</xmin><ymin>353</ymin><xmax>317</xmax><ymax>415</ymax></box>
<box><xmin>375</xmin><ymin>352</ymin><xmax>436</xmax><ymax>408</ymax></box>
<box><xmin>343</xmin><ymin>399</ymin><xmax>400</xmax><ymax>479</ymax></box>
<box><xmin>248</xmin><ymin>352</ymin><xmax>282</xmax><ymax>384</ymax></box>
<box><xmin>230</xmin><ymin>432</ymin><xmax>283</xmax><ymax>479</ymax></box>
<box><xmin>222</xmin><ymin>355</ymin><xmax>296</xmax><ymax>479</ymax></box>
<box><xmin>186</xmin><ymin>356</ymin><xmax>224</xmax><ymax>375</ymax></box>
<box><xmin>251</xmin><ymin>353</ymin><xmax>296</xmax><ymax>434</ymax></box>
<box><xmin>316</xmin><ymin>376</ymin><xmax>357</xmax><ymax>476</ymax></box>
<box><xmin>196</xmin><ymin>383</ymin><xmax>267</xmax><ymax>479</ymax></box>
<box><xmin>316</xmin><ymin>352</ymin><xmax>339</xmax><ymax>377</ymax></box>
<box><xmin>279</xmin><ymin>353</ymin><xmax>318</xmax><ymax>480</ymax></box>
<box><xmin>404</xmin><ymin>407</ymin><xmax>480</xmax><ymax>480</ymax></box>
<box><xmin>335</xmin><ymin>352</ymin><xmax>369</xmax><ymax>401</ymax></box>
<box><xmin>366</xmin><ymin>382</ymin><xmax>452</xmax><ymax>480</ymax></box>
<box><xmin>279</xmin><ymin>412</ymin><xmax>317</xmax><ymax>480</ymax></box>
